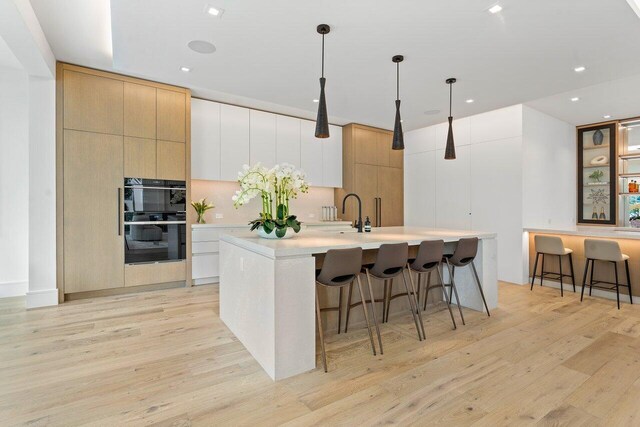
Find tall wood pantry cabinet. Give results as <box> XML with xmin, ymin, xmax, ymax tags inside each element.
<box><xmin>336</xmin><ymin>124</ymin><xmax>404</xmax><ymax>227</ymax></box>
<box><xmin>56</xmin><ymin>63</ymin><xmax>191</xmax><ymax>301</ymax></box>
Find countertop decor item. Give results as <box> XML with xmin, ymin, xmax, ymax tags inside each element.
<box><xmin>589</xmin><ymin>169</ymin><xmax>604</xmax><ymax>182</ymax></box>
<box><xmin>232</xmin><ymin>163</ymin><xmax>309</xmax><ymax>238</ymax></box>
<box><xmin>593</xmin><ymin>129</ymin><xmax>604</xmax><ymax>145</ymax></box>
<box><xmin>191</xmin><ymin>198</ymin><xmax>215</xmax><ymax>224</ymax></box>
<box><xmin>444</xmin><ymin>77</ymin><xmax>457</xmax><ymax>160</ymax></box>
<box><xmin>590</xmin><ymin>155</ymin><xmax>608</xmax><ymax>165</ymax></box>
<box><xmin>315</xmin><ymin>24</ymin><xmax>330</xmax><ymax>138</ymax></box>
<box><xmin>392</xmin><ymin>55</ymin><xmax>405</xmax><ymax>150</ymax></box>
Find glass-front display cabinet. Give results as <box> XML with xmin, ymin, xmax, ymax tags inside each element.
<box><xmin>577</xmin><ymin>123</ymin><xmax>617</xmax><ymax>225</ymax></box>
<box><xmin>618</xmin><ymin>119</ymin><xmax>640</xmax><ymax>228</ymax></box>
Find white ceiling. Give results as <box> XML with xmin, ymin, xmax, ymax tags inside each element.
<box><xmin>30</xmin><ymin>0</ymin><xmax>640</xmax><ymax>130</ymax></box>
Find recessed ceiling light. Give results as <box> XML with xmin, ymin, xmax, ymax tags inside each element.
<box><xmin>571</xmin><ymin>97</ymin><xmax>580</xmax><ymax>102</ymax></box>
<box><xmin>466</xmin><ymin>99</ymin><xmax>474</xmax><ymax>103</ymax></box>
<box><xmin>313</xmin><ymin>99</ymin><xmax>319</xmax><ymax>103</ymax></box>
<box><xmin>188</xmin><ymin>40</ymin><xmax>216</xmax><ymax>54</ymax></box>
<box><xmin>574</xmin><ymin>66</ymin><xmax>586</xmax><ymax>73</ymax></box>
<box><xmin>488</xmin><ymin>4</ymin><xmax>503</xmax><ymax>14</ymax></box>
<box><xmin>206</xmin><ymin>5</ymin><xmax>224</xmax><ymax>17</ymax></box>
<box><xmin>180</xmin><ymin>66</ymin><xmax>190</xmax><ymax>72</ymax></box>
<box><xmin>604</xmin><ymin>115</ymin><xmax>611</xmax><ymax>119</ymax></box>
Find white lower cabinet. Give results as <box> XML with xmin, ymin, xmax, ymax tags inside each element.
<box><xmin>192</xmin><ymin>225</ymin><xmax>245</xmax><ymax>285</ymax></box>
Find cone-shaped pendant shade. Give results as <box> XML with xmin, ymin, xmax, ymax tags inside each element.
<box><xmin>392</xmin><ymin>99</ymin><xmax>404</xmax><ymax>150</ymax></box>
<box><xmin>444</xmin><ymin>116</ymin><xmax>456</xmax><ymax>160</ymax></box>
<box><xmin>315</xmin><ymin>77</ymin><xmax>329</xmax><ymax>138</ymax></box>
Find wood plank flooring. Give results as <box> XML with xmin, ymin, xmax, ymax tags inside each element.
<box><xmin>2</xmin><ymin>283</ymin><xmax>640</xmax><ymax>426</ymax></box>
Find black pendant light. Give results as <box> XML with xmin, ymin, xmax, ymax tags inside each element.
<box><xmin>315</xmin><ymin>24</ymin><xmax>330</xmax><ymax>138</ymax></box>
<box><xmin>444</xmin><ymin>77</ymin><xmax>457</xmax><ymax>160</ymax></box>
<box><xmin>392</xmin><ymin>55</ymin><xmax>404</xmax><ymax>150</ymax></box>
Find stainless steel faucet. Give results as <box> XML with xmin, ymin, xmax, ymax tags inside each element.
<box><xmin>342</xmin><ymin>193</ymin><xmax>363</xmax><ymax>233</ymax></box>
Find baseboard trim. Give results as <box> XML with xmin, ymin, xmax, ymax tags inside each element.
<box><xmin>193</xmin><ymin>277</ymin><xmax>218</xmax><ymax>286</ymax></box>
<box><xmin>0</xmin><ymin>281</ymin><xmax>28</xmax><ymax>298</ymax></box>
<box><xmin>26</xmin><ymin>288</ymin><xmax>59</xmax><ymax>309</ymax></box>
<box><xmin>528</xmin><ymin>277</ymin><xmax>634</xmax><ymax>305</ymax></box>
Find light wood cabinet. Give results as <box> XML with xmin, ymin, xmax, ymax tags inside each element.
<box><xmin>157</xmin><ymin>140</ymin><xmax>186</xmax><ymax>180</ymax></box>
<box><xmin>157</xmin><ymin>89</ymin><xmax>186</xmax><ymax>142</ymax></box>
<box><xmin>57</xmin><ymin>63</ymin><xmax>191</xmax><ymax>300</ymax></box>
<box><xmin>124</xmin><ymin>83</ymin><xmax>156</xmax><ymax>139</ymax></box>
<box><xmin>63</xmin><ymin>70</ymin><xmax>123</xmax><ymax>135</ymax></box>
<box><xmin>336</xmin><ymin>124</ymin><xmax>403</xmax><ymax>227</ymax></box>
<box><xmin>63</xmin><ymin>130</ymin><xmax>124</xmax><ymax>293</ymax></box>
<box><xmin>124</xmin><ymin>137</ymin><xmax>156</xmax><ymax>179</ymax></box>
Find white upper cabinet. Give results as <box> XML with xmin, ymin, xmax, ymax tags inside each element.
<box><xmin>323</xmin><ymin>124</ymin><xmax>342</xmax><ymax>188</ymax></box>
<box><xmin>220</xmin><ymin>104</ymin><xmax>250</xmax><ymax>181</ymax></box>
<box><xmin>435</xmin><ymin>145</ymin><xmax>471</xmax><ymax>230</ymax></box>
<box><xmin>300</xmin><ymin>120</ymin><xmax>323</xmax><ymax>186</ymax></box>
<box><xmin>404</xmin><ymin>151</ymin><xmax>436</xmax><ymax>227</ymax></box>
<box><xmin>436</xmin><ymin>117</ymin><xmax>470</xmax><ymax>150</ymax></box>
<box><xmin>190</xmin><ymin>99</ymin><xmax>342</xmax><ymax>186</ymax></box>
<box><xmin>250</xmin><ymin>110</ymin><xmax>276</xmax><ymax>168</ymax></box>
<box><xmin>276</xmin><ymin>115</ymin><xmax>301</xmax><ymax>167</ymax></box>
<box><xmin>191</xmin><ymin>99</ymin><xmax>221</xmax><ymax>181</ymax></box>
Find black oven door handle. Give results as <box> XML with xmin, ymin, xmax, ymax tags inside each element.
<box><xmin>124</xmin><ymin>221</ymin><xmax>187</xmax><ymax>225</ymax></box>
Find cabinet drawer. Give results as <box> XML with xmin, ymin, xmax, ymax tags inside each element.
<box><xmin>192</xmin><ymin>228</ymin><xmax>221</xmax><ymax>242</ymax></box>
<box><xmin>192</xmin><ymin>253</ymin><xmax>220</xmax><ymax>279</ymax></box>
<box><xmin>125</xmin><ymin>261</ymin><xmax>186</xmax><ymax>287</ymax></box>
<box><xmin>193</xmin><ymin>241</ymin><xmax>219</xmax><ymax>254</ymax></box>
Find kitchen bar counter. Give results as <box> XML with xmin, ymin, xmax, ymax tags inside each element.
<box><xmin>525</xmin><ymin>226</ymin><xmax>640</xmax><ymax>240</ymax></box>
<box><xmin>219</xmin><ymin>226</ymin><xmax>497</xmax><ymax>380</ymax></box>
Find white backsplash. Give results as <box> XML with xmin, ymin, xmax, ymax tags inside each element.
<box><xmin>190</xmin><ymin>180</ymin><xmax>338</xmax><ymax>225</ymax></box>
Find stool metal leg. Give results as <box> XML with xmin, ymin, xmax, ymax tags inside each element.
<box><xmin>625</xmin><ymin>259</ymin><xmax>633</xmax><ymax>305</ymax></box>
<box><xmin>580</xmin><ymin>259</ymin><xmax>590</xmax><ymax>302</ymax></box>
<box><xmin>445</xmin><ymin>259</ymin><xmax>466</xmax><ymax>325</ymax></box>
<box><xmin>356</xmin><ymin>275</ymin><xmax>377</xmax><ymax>356</ymax></box>
<box><xmin>559</xmin><ymin>254</ymin><xmax>564</xmax><ymax>297</ymax></box>
<box><xmin>363</xmin><ymin>271</ymin><xmax>384</xmax><ymax>354</ymax></box>
<box><xmin>589</xmin><ymin>260</ymin><xmax>595</xmax><ymax>296</ymax></box>
<box><xmin>614</xmin><ymin>261</ymin><xmax>621</xmax><ymax>310</ymax></box>
<box><xmin>435</xmin><ymin>265</ymin><xmax>457</xmax><ymax>330</ymax></box>
<box><xmin>401</xmin><ymin>268</ymin><xmax>423</xmax><ymax>341</ymax></box>
<box><xmin>338</xmin><ymin>287</ymin><xmax>343</xmax><ymax>334</ymax></box>
<box><xmin>406</xmin><ymin>266</ymin><xmax>426</xmax><ymax>340</ymax></box>
<box><xmin>383</xmin><ymin>279</ymin><xmax>390</xmax><ymax>323</ymax></box>
<box><xmin>423</xmin><ymin>271</ymin><xmax>432</xmax><ymax>311</ymax></box>
<box><xmin>315</xmin><ymin>287</ymin><xmax>328</xmax><ymax>372</ymax></box>
<box><xmin>345</xmin><ymin>282</ymin><xmax>353</xmax><ymax>333</ymax></box>
<box><xmin>569</xmin><ymin>253</ymin><xmax>576</xmax><ymax>293</ymax></box>
<box><xmin>531</xmin><ymin>252</ymin><xmax>540</xmax><ymax>291</ymax></box>
<box><xmin>540</xmin><ymin>254</ymin><xmax>546</xmax><ymax>286</ymax></box>
<box><xmin>471</xmin><ymin>261</ymin><xmax>491</xmax><ymax>317</ymax></box>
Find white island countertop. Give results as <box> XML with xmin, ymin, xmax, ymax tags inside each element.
<box><xmin>219</xmin><ymin>226</ymin><xmax>497</xmax><ymax>259</ymax></box>
<box><xmin>525</xmin><ymin>226</ymin><xmax>640</xmax><ymax>240</ymax></box>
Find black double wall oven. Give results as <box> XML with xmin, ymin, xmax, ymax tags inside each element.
<box><xmin>123</xmin><ymin>178</ymin><xmax>187</xmax><ymax>264</ymax></box>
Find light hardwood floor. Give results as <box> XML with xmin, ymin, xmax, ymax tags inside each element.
<box><xmin>2</xmin><ymin>282</ymin><xmax>640</xmax><ymax>426</ymax></box>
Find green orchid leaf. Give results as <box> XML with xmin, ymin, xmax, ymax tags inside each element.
<box><xmin>275</xmin><ymin>227</ymin><xmax>287</xmax><ymax>238</ymax></box>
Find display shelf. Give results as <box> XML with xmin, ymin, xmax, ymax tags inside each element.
<box><xmin>583</xmin><ymin>144</ymin><xmax>610</xmax><ymax>150</ymax></box>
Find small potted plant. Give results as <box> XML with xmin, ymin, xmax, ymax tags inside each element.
<box><xmin>589</xmin><ymin>169</ymin><xmax>604</xmax><ymax>183</ymax></box>
<box><xmin>191</xmin><ymin>198</ymin><xmax>215</xmax><ymax>224</ymax></box>
<box><xmin>232</xmin><ymin>163</ymin><xmax>309</xmax><ymax>238</ymax></box>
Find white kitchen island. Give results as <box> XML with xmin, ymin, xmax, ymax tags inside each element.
<box><xmin>219</xmin><ymin>226</ymin><xmax>498</xmax><ymax>380</ymax></box>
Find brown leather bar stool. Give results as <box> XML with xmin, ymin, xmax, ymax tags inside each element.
<box><xmin>530</xmin><ymin>235</ymin><xmax>575</xmax><ymax>296</ymax></box>
<box><xmin>408</xmin><ymin>240</ymin><xmax>457</xmax><ymax>330</ymax></box>
<box><xmin>581</xmin><ymin>239</ymin><xmax>633</xmax><ymax>310</ymax></box>
<box><xmin>315</xmin><ymin>247</ymin><xmax>377</xmax><ymax>372</ymax></box>
<box><xmin>346</xmin><ymin>243</ymin><xmax>425</xmax><ymax>344</ymax></box>
<box><xmin>443</xmin><ymin>237</ymin><xmax>491</xmax><ymax>319</ymax></box>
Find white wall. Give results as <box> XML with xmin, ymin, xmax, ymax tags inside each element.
<box><xmin>0</xmin><ymin>66</ymin><xmax>29</xmax><ymax>297</ymax></box>
<box><xmin>522</xmin><ymin>106</ymin><xmax>576</xmax><ymax>229</ymax></box>
<box><xmin>405</xmin><ymin>104</ymin><xmax>574</xmax><ymax>285</ymax></box>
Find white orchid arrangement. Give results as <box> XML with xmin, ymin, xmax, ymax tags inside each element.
<box><xmin>232</xmin><ymin>163</ymin><xmax>310</xmax><ymax>238</ymax></box>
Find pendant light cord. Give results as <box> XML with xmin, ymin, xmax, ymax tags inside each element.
<box><xmin>321</xmin><ymin>33</ymin><xmax>325</xmax><ymax>78</ymax></box>
<box><xmin>449</xmin><ymin>82</ymin><xmax>452</xmax><ymax>116</ymax></box>
<box><xmin>396</xmin><ymin>62</ymin><xmax>400</xmax><ymax>101</ymax></box>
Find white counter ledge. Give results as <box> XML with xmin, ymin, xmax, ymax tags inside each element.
<box><xmin>219</xmin><ymin>226</ymin><xmax>498</xmax><ymax>380</ymax></box>
<box><xmin>525</xmin><ymin>226</ymin><xmax>640</xmax><ymax>240</ymax></box>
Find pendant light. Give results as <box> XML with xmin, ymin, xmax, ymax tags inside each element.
<box><xmin>444</xmin><ymin>78</ymin><xmax>457</xmax><ymax>160</ymax></box>
<box><xmin>392</xmin><ymin>55</ymin><xmax>404</xmax><ymax>150</ymax></box>
<box><xmin>315</xmin><ymin>24</ymin><xmax>330</xmax><ymax>138</ymax></box>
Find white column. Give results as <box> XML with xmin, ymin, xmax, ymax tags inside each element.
<box><xmin>26</xmin><ymin>76</ymin><xmax>57</xmax><ymax>308</ymax></box>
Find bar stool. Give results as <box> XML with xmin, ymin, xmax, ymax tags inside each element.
<box><xmin>443</xmin><ymin>237</ymin><xmax>491</xmax><ymax>319</ymax></box>
<box><xmin>315</xmin><ymin>247</ymin><xmax>377</xmax><ymax>372</ymax></box>
<box><xmin>530</xmin><ymin>235</ymin><xmax>576</xmax><ymax>297</ymax></box>
<box><xmin>346</xmin><ymin>243</ymin><xmax>425</xmax><ymax>345</ymax></box>
<box><xmin>581</xmin><ymin>239</ymin><xmax>633</xmax><ymax>310</ymax></box>
<box><xmin>408</xmin><ymin>240</ymin><xmax>457</xmax><ymax>330</ymax></box>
